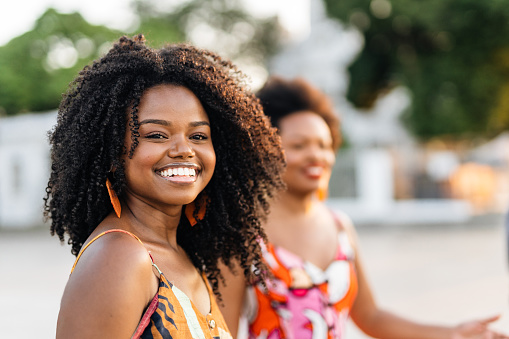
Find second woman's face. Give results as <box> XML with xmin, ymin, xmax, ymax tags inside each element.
<box><xmin>278</xmin><ymin>111</ymin><xmax>335</xmax><ymax>196</ymax></box>
<box><xmin>123</xmin><ymin>84</ymin><xmax>216</xmax><ymax>209</ymax></box>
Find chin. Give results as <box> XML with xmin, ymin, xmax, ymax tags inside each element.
<box><xmin>162</xmin><ymin>192</ymin><xmax>201</xmax><ymax>206</ymax></box>
<box><xmin>287</xmin><ymin>187</ymin><xmax>320</xmax><ymax>197</ymax></box>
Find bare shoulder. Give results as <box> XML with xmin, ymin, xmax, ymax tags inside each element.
<box><xmin>328</xmin><ymin>207</ymin><xmax>360</xmax><ymax>251</ymax></box>
<box><xmin>332</xmin><ymin>209</ymin><xmax>354</xmax><ymax>230</ymax></box>
<box><xmin>70</xmin><ymin>230</ymin><xmax>155</xmax><ymax>285</ymax></box>
<box><xmin>69</xmin><ymin>229</ymin><xmax>154</xmax><ymax>280</ymax></box>
<box><xmin>57</xmin><ymin>230</ymin><xmax>157</xmax><ymax>338</ymax></box>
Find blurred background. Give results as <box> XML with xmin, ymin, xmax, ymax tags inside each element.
<box><xmin>0</xmin><ymin>0</ymin><xmax>508</xmax><ymax>337</ymax></box>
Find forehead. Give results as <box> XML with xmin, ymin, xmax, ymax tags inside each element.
<box><xmin>278</xmin><ymin>111</ymin><xmax>331</xmax><ymax>140</ymax></box>
<box><xmin>137</xmin><ymin>84</ymin><xmax>209</xmax><ymax>121</ymax></box>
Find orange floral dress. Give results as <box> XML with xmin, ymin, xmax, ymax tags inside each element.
<box><xmin>244</xmin><ymin>219</ymin><xmax>358</xmax><ymax>339</ymax></box>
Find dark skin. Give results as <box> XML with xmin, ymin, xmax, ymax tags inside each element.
<box><xmin>219</xmin><ymin>111</ymin><xmax>508</xmax><ymax>339</ymax></box>
<box><xmin>57</xmin><ymin>84</ymin><xmax>216</xmax><ymax>338</ymax></box>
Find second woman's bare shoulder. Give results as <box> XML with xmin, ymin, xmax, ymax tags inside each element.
<box><xmin>328</xmin><ymin>207</ymin><xmax>360</xmax><ymax>252</ymax></box>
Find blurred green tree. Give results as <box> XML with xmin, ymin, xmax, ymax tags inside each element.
<box><xmin>134</xmin><ymin>0</ymin><xmax>282</xmax><ymax>74</ymax></box>
<box><xmin>0</xmin><ymin>1</ymin><xmax>281</xmax><ymax>116</ymax></box>
<box><xmin>0</xmin><ymin>9</ymin><xmax>129</xmax><ymax>115</ymax></box>
<box><xmin>324</xmin><ymin>0</ymin><xmax>509</xmax><ymax>140</ymax></box>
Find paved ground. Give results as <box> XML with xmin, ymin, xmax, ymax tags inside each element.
<box><xmin>346</xmin><ymin>215</ymin><xmax>509</xmax><ymax>338</ymax></box>
<box><xmin>1</xmin><ymin>215</ymin><xmax>508</xmax><ymax>338</ymax></box>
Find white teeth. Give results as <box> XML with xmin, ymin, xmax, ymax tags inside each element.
<box><xmin>159</xmin><ymin>167</ymin><xmax>197</xmax><ymax>177</ymax></box>
<box><xmin>307</xmin><ymin>167</ymin><xmax>323</xmax><ymax>175</ymax></box>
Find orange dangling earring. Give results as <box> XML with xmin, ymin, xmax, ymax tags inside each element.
<box><xmin>316</xmin><ymin>186</ymin><xmax>328</xmax><ymax>201</ymax></box>
<box><xmin>316</xmin><ymin>175</ymin><xmax>329</xmax><ymax>201</ymax></box>
<box><xmin>106</xmin><ymin>178</ymin><xmax>121</xmax><ymax>218</ymax></box>
<box><xmin>185</xmin><ymin>194</ymin><xmax>208</xmax><ymax>226</ymax></box>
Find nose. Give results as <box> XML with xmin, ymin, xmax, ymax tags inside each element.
<box><xmin>168</xmin><ymin>135</ymin><xmax>195</xmax><ymax>159</ymax></box>
<box><xmin>305</xmin><ymin>144</ymin><xmax>333</xmax><ymax>164</ymax></box>
<box><xmin>305</xmin><ymin>144</ymin><xmax>321</xmax><ymax>160</ymax></box>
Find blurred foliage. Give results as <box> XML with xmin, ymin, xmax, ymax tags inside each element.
<box><xmin>0</xmin><ymin>9</ymin><xmax>127</xmax><ymax>115</ymax></box>
<box><xmin>324</xmin><ymin>0</ymin><xmax>509</xmax><ymax>140</ymax></box>
<box><xmin>0</xmin><ymin>0</ymin><xmax>281</xmax><ymax>116</ymax></box>
<box><xmin>134</xmin><ymin>0</ymin><xmax>282</xmax><ymax>66</ymax></box>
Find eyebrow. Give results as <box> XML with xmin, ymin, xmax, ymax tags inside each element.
<box><xmin>139</xmin><ymin>119</ymin><xmax>210</xmax><ymax>127</ymax></box>
<box><xmin>139</xmin><ymin>119</ymin><xmax>170</xmax><ymax>126</ymax></box>
<box><xmin>190</xmin><ymin>121</ymin><xmax>210</xmax><ymax>127</ymax></box>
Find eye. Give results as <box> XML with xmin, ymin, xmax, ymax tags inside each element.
<box><xmin>190</xmin><ymin>133</ymin><xmax>208</xmax><ymax>141</ymax></box>
<box><xmin>145</xmin><ymin>133</ymin><xmax>166</xmax><ymax>139</ymax></box>
<box><xmin>319</xmin><ymin>141</ymin><xmax>333</xmax><ymax>150</ymax></box>
<box><xmin>289</xmin><ymin>143</ymin><xmax>305</xmax><ymax>150</ymax></box>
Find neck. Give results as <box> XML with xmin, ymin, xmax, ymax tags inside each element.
<box><xmin>121</xmin><ymin>194</ymin><xmax>182</xmax><ymax>249</ymax></box>
<box><xmin>275</xmin><ymin>189</ymin><xmax>317</xmax><ymax>216</ymax></box>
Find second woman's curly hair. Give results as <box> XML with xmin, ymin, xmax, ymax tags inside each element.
<box><xmin>256</xmin><ymin>76</ymin><xmax>342</xmax><ymax>151</ymax></box>
<box><xmin>44</xmin><ymin>35</ymin><xmax>285</xmax><ymax>295</ymax></box>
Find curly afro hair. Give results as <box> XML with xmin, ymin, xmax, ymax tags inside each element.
<box><xmin>256</xmin><ymin>76</ymin><xmax>342</xmax><ymax>151</ymax></box>
<box><xmin>44</xmin><ymin>35</ymin><xmax>285</xmax><ymax>295</ymax></box>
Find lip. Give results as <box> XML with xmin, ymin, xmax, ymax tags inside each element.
<box><xmin>155</xmin><ymin>162</ymin><xmax>201</xmax><ymax>184</ymax></box>
<box><xmin>302</xmin><ymin>165</ymin><xmax>325</xmax><ymax>180</ymax></box>
<box><xmin>156</xmin><ymin>162</ymin><xmax>200</xmax><ymax>171</ymax></box>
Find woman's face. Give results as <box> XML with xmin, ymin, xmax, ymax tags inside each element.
<box><xmin>278</xmin><ymin>111</ymin><xmax>335</xmax><ymax>196</ymax></box>
<box><xmin>123</xmin><ymin>84</ymin><xmax>216</xmax><ymax>209</ymax></box>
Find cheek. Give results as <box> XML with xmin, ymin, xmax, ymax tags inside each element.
<box><xmin>208</xmin><ymin>152</ymin><xmax>216</xmax><ymax>176</ymax></box>
<box><xmin>201</xmin><ymin>145</ymin><xmax>216</xmax><ymax>179</ymax></box>
<box><xmin>129</xmin><ymin>148</ymin><xmax>160</xmax><ymax>168</ymax></box>
<box><xmin>325</xmin><ymin>152</ymin><xmax>336</xmax><ymax>167</ymax></box>
<box><xmin>318</xmin><ymin>147</ymin><xmax>335</xmax><ymax>167</ymax></box>
<box><xmin>282</xmin><ymin>158</ymin><xmax>304</xmax><ymax>182</ymax></box>
<box><xmin>282</xmin><ymin>150</ymin><xmax>304</xmax><ymax>169</ymax></box>
<box><xmin>122</xmin><ymin>161</ymin><xmax>139</xmax><ymax>190</ymax></box>
<box><xmin>123</xmin><ymin>146</ymin><xmax>162</xmax><ymax>176</ymax></box>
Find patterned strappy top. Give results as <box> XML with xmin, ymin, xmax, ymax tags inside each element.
<box><xmin>71</xmin><ymin>229</ymin><xmax>232</xmax><ymax>339</ymax></box>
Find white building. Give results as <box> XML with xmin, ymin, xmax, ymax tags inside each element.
<box><xmin>0</xmin><ymin>111</ymin><xmax>56</xmax><ymax>228</ymax></box>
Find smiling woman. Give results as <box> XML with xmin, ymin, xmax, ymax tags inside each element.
<box><xmin>43</xmin><ymin>34</ymin><xmax>285</xmax><ymax>338</ymax></box>
<box><xmin>123</xmin><ymin>85</ymin><xmax>216</xmax><ymax>209</ymax></box>
<box><xmin>218</xmin><ymin>76</ymin><xmax>509</xmax><ymax>339</ymax></box>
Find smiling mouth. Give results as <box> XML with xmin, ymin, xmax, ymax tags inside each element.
<box><xmin>156</xmin><ymin>165</ymin><xmax>200</xmax><ymax>184</ymax></box>
<box><xmin>304</xmin><ymin>166</ymin><xmax>324</xmax><ymax>177</ymax></box>
<box><xmin>158</xmin><ymin>167</ymin><xmax>197</xmax><ymax>178</ymax></box>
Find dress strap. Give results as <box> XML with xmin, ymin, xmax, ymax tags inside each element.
<box><xmin>70</xmin><ymin>229</ymin><xmax>160</xmax><ymax>274</ymax></box>
<box><xmin>328</xmin><ymin>209</ymin><xmax>356</xmax><ymax>260</ymax></box>
<box><xmin>327</xmin><ymin>207</ymin><xmax>344</xmax><ymax>229</ymax></box>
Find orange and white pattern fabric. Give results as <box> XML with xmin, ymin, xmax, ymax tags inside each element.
<box><xmin>71</xmin><ymin>229</ymin><xmax>232</xmax><ymax>339</ymax></box>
